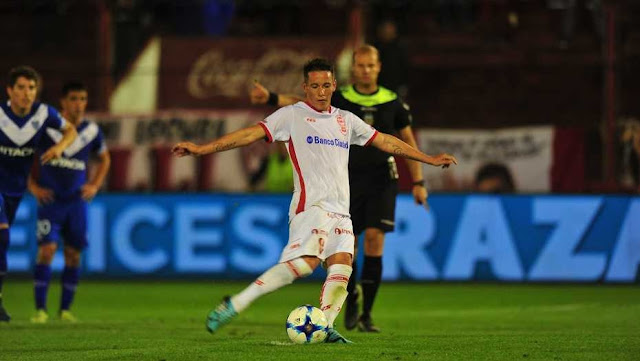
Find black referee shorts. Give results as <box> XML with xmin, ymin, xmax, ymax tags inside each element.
<box><xmin>349</xmin><ymin>178</ymin><xmax>398</xmax><ymax>235</ymax></box>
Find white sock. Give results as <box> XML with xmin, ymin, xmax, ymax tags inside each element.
<box><xmin>320</xmin><ymin>264</ymin><xmax>352</xmax><ymax>328</ymax></box>
<box><xmin>231</xmin><ymin>258</ymin><xmax>312</xmax><ymax>313</ymax></box>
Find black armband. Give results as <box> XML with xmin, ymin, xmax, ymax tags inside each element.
<box><xmin>412</xmin><ymin>180</ymin><xmax>425</xmax><ymax>187</ymax></box>
<box><xmin>267</xmin><ymin>92</ymin><xmax>279</xmax><ymax>106</ymax></box>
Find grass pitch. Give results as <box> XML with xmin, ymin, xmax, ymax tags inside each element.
<box><xmin>0</xmin><ymin>280</ymin><xmax>638</xmax><ymax>360</ymax></box>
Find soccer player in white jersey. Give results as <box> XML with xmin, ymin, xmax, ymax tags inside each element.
<box><xmin>0</xmin><ymin>66</ymin><xmax>77</xmax><ymax>322</ymax></box>
<box><xmin>172</xmin><ymin>58</ymin><xmax>457</xmax><ymax>343</ymax></box>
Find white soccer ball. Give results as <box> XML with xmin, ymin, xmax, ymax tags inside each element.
<box><xmin>285</xmin><ymin>305</ymin><xmax>329</xmax><ymax>344</ymax></box>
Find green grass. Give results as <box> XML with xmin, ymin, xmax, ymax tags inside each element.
<box><xmin>1</xmin><ymin>280</ymin><xmax>639</xmax><ymax>360</ymax></box>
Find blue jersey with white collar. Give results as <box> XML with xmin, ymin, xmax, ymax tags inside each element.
<box><xmin>0</xmin><ymin>101</ymin><xmax>66</xmax><ymax>196</ymax></box>
<box><xmin>36</xmin><ymin>119</ymin><xmax>107</xmax><ymax>200</ymax></box>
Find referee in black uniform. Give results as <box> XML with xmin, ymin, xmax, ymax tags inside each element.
<box><xmin>251</xmin><ymin>45</ymin><xmax>427</xmax><ymax>333</ymax></box>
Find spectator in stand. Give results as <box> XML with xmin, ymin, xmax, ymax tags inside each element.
<box><xmin>373</xmin><ymin>19</ymin><xmax>410</xmax><ymax>99</ymax></box>
<box><xmin>474</xmin><ymin>163</ymin><xmax>516</xmax><ymax>193</ymax></box>
<box><xmin>248</xmin><ymin>142</ymin><xmax>293</xmax><ymax>193</ymax></box>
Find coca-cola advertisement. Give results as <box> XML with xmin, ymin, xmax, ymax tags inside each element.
<box><xmin>159</xmin><ymin>37</ymin><xmax>345</xmax><ymax>109</ymax></box>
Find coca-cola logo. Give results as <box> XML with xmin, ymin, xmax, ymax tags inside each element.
<box><xmin>187</xmin><ymin>49</ymin><xmax>317</xmax><ymax>99</ymax></box>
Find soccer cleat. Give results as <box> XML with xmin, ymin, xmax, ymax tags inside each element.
<box><xmin>325</xmin><ymin>327</ymin><xmax>353</xmax><ymax>344</ymax></box>
<box><xmin>60</xmin><ymin>310</ymin><xmax>78</xmax><ymax>323</ymax></box>
<box><xmin>357</xmin><ymin>315</ymin><xmax>380</xmax><ymax>333</ymax></box>
<box><xmin>206</xmin><ymin>296</ymin><xmax>237</xmax><ymax>334</ymax></box>
<box><xmin>0</xmin><ymin>305</ymin><xmax>10</xmax><ymax>322</ymax></box>
<box><xmin>344</xmin><ymin>285</ymin><xmax>360</xmax><ymax>330</ymax></box>
<box><xmin>30</xmin><ymin>309</ymin><xmax>49</xmax><ymax>324</ymax></box>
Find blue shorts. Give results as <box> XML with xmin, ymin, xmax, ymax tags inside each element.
<box><xmin>37</xmin><ymin>198</ymin><xmax>88</xmax><ymax>250</ymax></box>
<box><xmin>0</xmin><ymin>193</ymin><xmax>23</xmax><ymax>226</ymax></box>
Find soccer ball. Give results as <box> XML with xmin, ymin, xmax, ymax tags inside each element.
<box><xmin>285</xmin><ymin>305</ymin><xmax>329</xmax><ymax>344</ymax></box>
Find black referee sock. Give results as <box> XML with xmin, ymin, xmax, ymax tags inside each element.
<box><xmin>361</xmin><ymin>256</ymin><xmax>382</xmax><ymax>319</ymax></box>
<box><xmin>346</xmin><ymin>260</ymin><xmax>358</xmax><ymax>301</ymax></box>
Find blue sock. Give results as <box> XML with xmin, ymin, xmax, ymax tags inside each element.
<box><xmin>0</xmin><ymin>229</ymin><xmax>9</xmax><ymax>302</ymax></box>
<box><xmin>60</xmin><ymin>266</ymin><xmax>79</xmax><ymax>311</ymax></box>
<box><xmin>34</xmin><ymin>264</ymin><xmax>52</xmax><ymax>310</ymax></box>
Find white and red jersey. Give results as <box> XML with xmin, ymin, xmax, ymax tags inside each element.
<box><xmin>259</xmin><ymin>101</ymin><xmax>378</xmax><ymax>221</ymax></box>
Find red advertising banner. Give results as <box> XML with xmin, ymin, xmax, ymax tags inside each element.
<box><xmin>159</xmin><ymin>37</ymin><xmax>345</xmax><ymax>109</ymax></box>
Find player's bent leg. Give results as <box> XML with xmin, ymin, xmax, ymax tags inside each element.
<box><xmin>31</xmin><ymin>243</ymin><xmax>57</xmax><ymax>323</ymax></box>
<box><xmin>207</xmin><ymin>257</ymin><xmax>315</xmax><ymax>334</ymax></box>
<box><xmin>0</xmin><ymin>225</ymin><xmax>10</xmax><ymax>322</ymax></box>
<box><xmin>59</xmin><ymin>247</ymin><xmax>81</xmax><ymax>322</ymax></box>
<box><xmin>359</xmin><ymin>228</ymin><xmax>385</xmax><ymax>333</ymax></box>
<box><xmin>322</xmin><ymin>253</ymin><xmax>354</xmax><ymax>343</ymax></box>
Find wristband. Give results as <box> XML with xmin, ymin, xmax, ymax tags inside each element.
<box><xmin>412</xmin><ymin>180</ymin><xmax>425</xmax><ymax>187</ymax></box>
<box><xmin>267</xmin><ymin>92</ymin><xmax>278</xmax><ymax>106</ymax></box>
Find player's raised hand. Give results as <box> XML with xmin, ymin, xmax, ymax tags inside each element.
<box><xmin>40</xmin><ymin>145</ymin><xmax>63</xmax><ymax>164</ymax></box>
<box><xmin>31</xmin><ymin>184</ymin><xmax>54</xmax><ymax>205</ymax></box>
<box><xmin>81</xmin><ymin>183</ymin><xmax>99</xmax><ymax>201</ymax></box>
<box><xmin>172</xmin><ymin>142</ymin><xmax>200</xmax><ymax>157</ymax></box>
<box><xmin>431</xmin><ymin>153</ymin><xmax>458</xmax><ymax>168</ymax></box>
<box><xmin>250</xmin><ymin>80</ymin><xmax>269</xmax><ymax>105</ymax></box>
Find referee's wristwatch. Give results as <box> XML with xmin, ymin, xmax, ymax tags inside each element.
<box><xmin>412</xmin><ymin>180</ymin><xmax>426</xmax><ymax>187</ymax></box>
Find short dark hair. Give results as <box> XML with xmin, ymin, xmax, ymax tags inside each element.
<box><xmin>303</xmin><ymin>58</ymin><xmax>334</xmax><ymax>82</ymax></box>
<box><xmin>475</xmin><ymin>163</ymin><xmax>515</xmax><ymax>193</ymax></box>
<box><xmin>7</xmin><ymin>65</ymin><xmax>40</xmax><ymax>87</ymax></box>
<box><xmin>62</xmin><ymin>81</ymin><xmax>88</xmax><ymax>97</ymax></box>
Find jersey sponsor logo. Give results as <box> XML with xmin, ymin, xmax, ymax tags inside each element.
<box><xmin>0</xmin><ymin>104</ymin><xmax>49</xmax><ymax>146</ymax></box>
<box><xmin>311</xmin><ymin>228</ymin><xmax>328</xmax><ymax>236</ymax></box>
<box><xmin>47</xmin><ymin>157</ymin><xmax>86</xmax><ymax>171</ymax></box>
<box><xmin>336</xmin><ymin>114</ymin><xmax>347</xmax><ymax>135</ymax></box>
<box><xmin>0</xmin><ymin>145</ymin><xmax>35</xmax><ymax>157</ymax></box>
<box><xmin>305</xmin><ymin>117</ymin><xmax>316</xmax><ymax>123</ymax></box>
<box><xmin>334</xmin><ymin>227</ymin><xmax>354</xmax><ymax>236</ymax></box>
<box><xmin>306</xmin><ymin>135</ymin><xmax>349</xmax><ymax>149</ymax></box>
<box><xmin>47</xmin><ymin>122</ymin><xmax>100</xmax><ymax>157</ymax></box>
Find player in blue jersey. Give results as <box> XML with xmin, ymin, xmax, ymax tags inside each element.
<box><xmin>28</xmin><ymin>82</ymin><xmax>110</xmax><ymax>323</ymax></box>
<box><xmin>0</xmin><ymin>66</ymin><xmax>77</xmax><ymax>322</ymax></box>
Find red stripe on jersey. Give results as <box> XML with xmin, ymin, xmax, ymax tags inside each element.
<box><xmin>258</xmin><ymin>122</ymin><xmax>273</xmax><ymax>143</ymax></box>
<box><xmin>288</xmin><ymin>138</ymin><xmax>306</xmax><ymax>214</ymax></box>
<box><xmin>365</xmin><ymin>130</ymin><xmax>379</xmax><ymax>146</ymax></box>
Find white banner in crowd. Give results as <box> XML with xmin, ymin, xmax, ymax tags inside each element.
<box><xmin>417</xmin><ymin>126</ymin><xmax>553</xmax><ymax>192</ymax></box>
<box><xmin>88</xmin><ymin>110</ymin><xmax>268</xmax><ymax>191</ymax></box>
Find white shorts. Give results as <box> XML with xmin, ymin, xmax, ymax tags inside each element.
<box><xmin>279</xmin><ymin>206</ymin><xmax>355</xmax><ymax>263</ymax></box>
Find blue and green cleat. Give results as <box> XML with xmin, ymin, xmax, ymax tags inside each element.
<box><xmin>325</xmin><ymin>327</ymin><xmax>353</xmax><ymax>344</ymax></box>
<box><xmin>206</xmin><ymin>296</ymin><xmax>237</xmax><ymax>334</ymax></box>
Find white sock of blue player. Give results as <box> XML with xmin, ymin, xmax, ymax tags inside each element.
<box><xmin>230</xmin><ymin>258</ymin><xmax>312</xmax><ymax>313</ymax></box>
<box><xmin>320</xmin><ymin>264</ymin><xmax>352</xmax><ymax>328</ymax></box>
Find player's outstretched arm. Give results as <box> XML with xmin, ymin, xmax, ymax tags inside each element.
<box><xmin>250</xmin><ymin>80</ymin><xmax>302</xmax><ymax>107</ymax></box>
<box><xmin>40</xmin><ymin>123</ymin><xmax>77</xmax><ymax>164</ymax></box>
<box><xmin>397</xmin><ymin>126</ymin><xmax>428</xmax><ymax>206</ymax></box>
<box><xmin>172</xmin><ymin>124</ymin><xmax>266</xmax><ymax>157</ymax></box>
<box><xmin>371</xmin><ymin>132</ymin><xmax>458</xmax><ymax>168</ymax></box>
